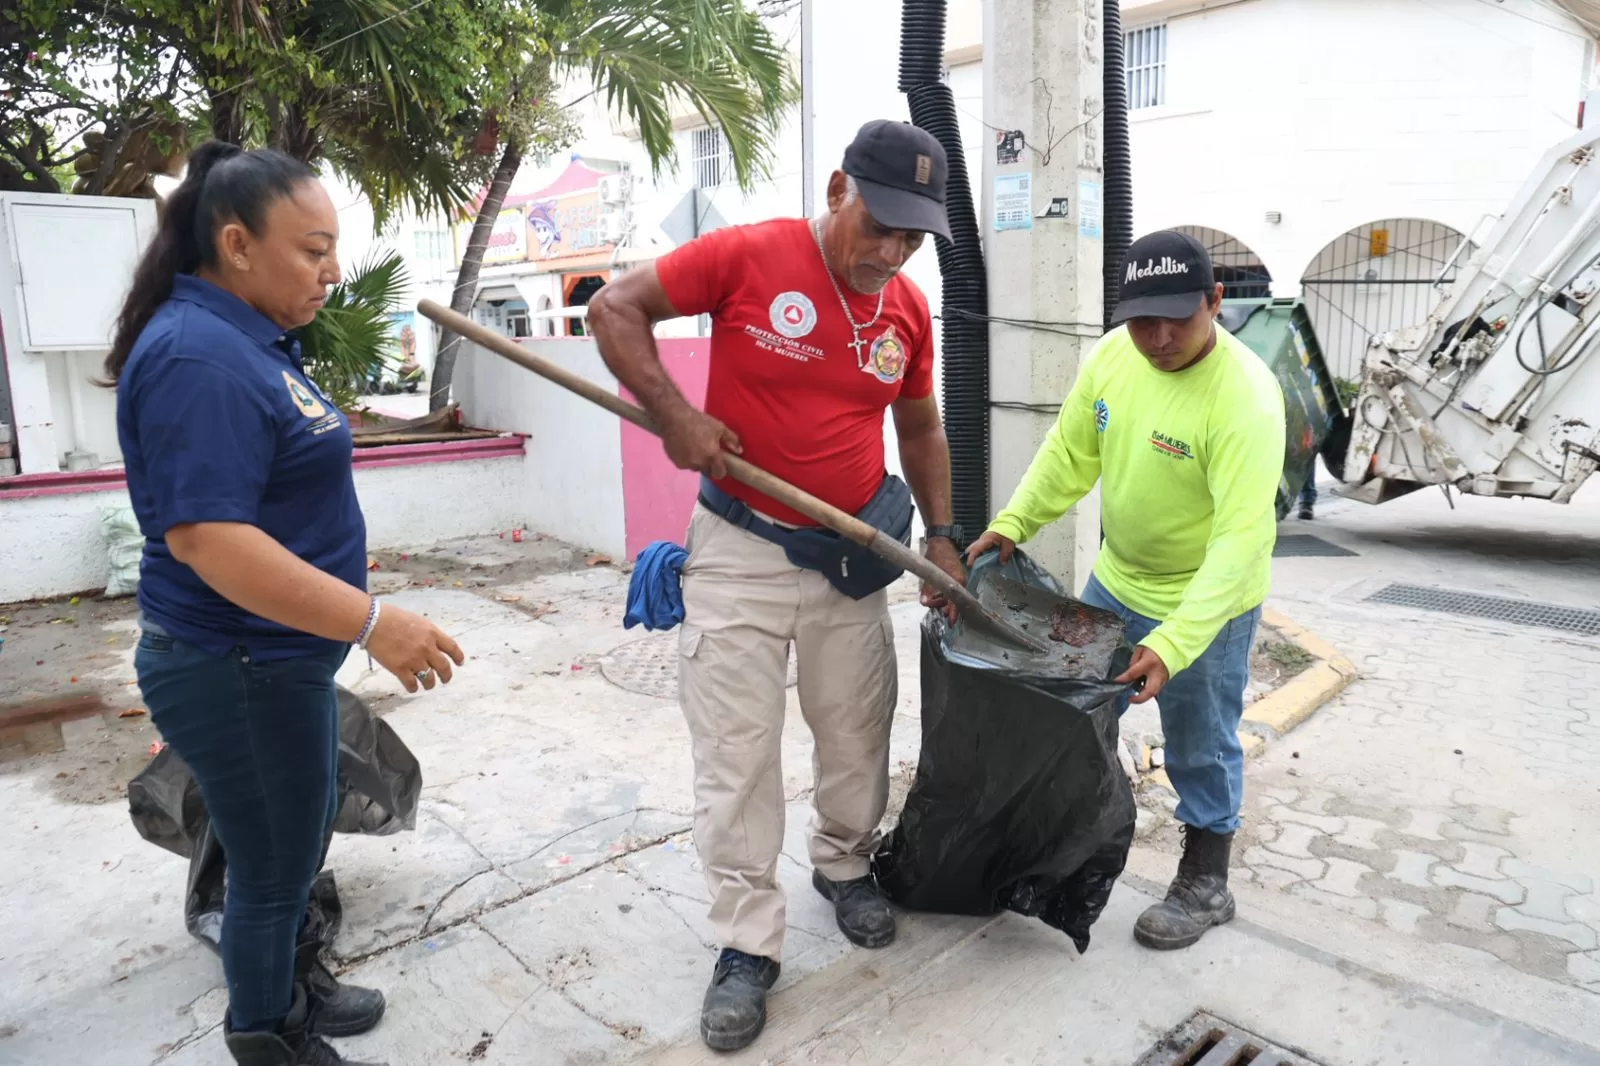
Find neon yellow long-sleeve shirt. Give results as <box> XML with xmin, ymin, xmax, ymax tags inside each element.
<box><xmin>988</xmin><ymin>324</ymin><xmax>1286</xmax><ymax>676</ymax></box>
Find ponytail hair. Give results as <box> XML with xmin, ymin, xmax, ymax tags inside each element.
<box><xmin>102</xmin><ymin>142</ymin><xmax>317</xmax><ymax>384</ymax></box>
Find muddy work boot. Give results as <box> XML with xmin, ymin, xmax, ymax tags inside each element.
<box><xmin>296</xmin><ymin>933</ymin><xmax>385</xmax><ymax>1037</ymax></box>
<box><xmin>812</xmin><ymin>869</ymin><xmax>896</xmax><ymax>948</ymax></box>
<box><xmin>224</xmin><ymin>984</ymin><xmax>387</xmax><ymax>1066</ymax></box>
<box><xmin>700</xmin><ymin>948</ymin><xmax>780</xmax><ymax>1051</ymax></box>
<box><xmin>1134</xmin><ymin>825</ymin><xmax>1236</xmax><ymax>951</ymax></box>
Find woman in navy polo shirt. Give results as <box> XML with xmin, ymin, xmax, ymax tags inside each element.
<box><xmin>107</xmin><ymin>142</ymin><xmax>465</xmax><ymax>1066</ymax></box>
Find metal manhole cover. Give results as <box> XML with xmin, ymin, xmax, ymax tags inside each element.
<box><xmin>1365</xmin><ymin>583</ymin><xmax>1600</xmax><ymax>636</ymax></box>
<box><xmin>597</xmin><ymin>633</ymin><xmax>799</xmax><ymax>699</ymax></box>
<box><xmin>1273</xmin><ymin>534</ymin><xmax>1357</xmax><ymax>558</ymax></box>
<box><xmin>1135</xmin><ymin>1010</ymin><xmax>1323</xmax><ymax>1066</ymax></box>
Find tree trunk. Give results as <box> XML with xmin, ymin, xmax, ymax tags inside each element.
<box><xmin>429</xmin><ymin>138</ymin><xmax>523</xmax><ymax>412</ymax></box>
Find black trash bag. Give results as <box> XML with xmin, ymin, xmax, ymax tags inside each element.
<box><xmin>873</xmin><ymin>550</ymin><xmax>1138</xmax><ymax>953</ymax></box>
<box><xmin>182</xmin><ymin>822</ymin><xmax>344</xmax><ymax>954</ymax></box>
<box><xmin>127</xmin><ymin>685</ymin><xmax>419</xmax><ymax>951</ymax></box>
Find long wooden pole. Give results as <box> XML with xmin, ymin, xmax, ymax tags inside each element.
<box><xmin>416</xmin><ymin>300</ymin><xmax>1052</xmax><ymax>653</ymax></box>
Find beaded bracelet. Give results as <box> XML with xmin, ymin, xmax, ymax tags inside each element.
<box><xmin>355</xmin><ymin>597</ymin><xmax>382</xmax><ymax>649</ymax></box>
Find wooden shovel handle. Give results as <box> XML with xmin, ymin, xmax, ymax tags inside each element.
<box><xmin>416</xmin><ymin>300</ymin><xmax>1052</xmax><ymax>653</ymax></box>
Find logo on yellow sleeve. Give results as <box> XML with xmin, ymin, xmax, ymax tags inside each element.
<box><xmin>283</xmin><ymin>371</ymin><xmax>327</xmax><ymax>418</ymax></box>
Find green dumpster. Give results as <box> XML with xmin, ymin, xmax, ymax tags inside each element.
<box><xmin>1219</xmin><ymin>298</ymin><xmax>1346</xmax><ymax>520</ymax></box>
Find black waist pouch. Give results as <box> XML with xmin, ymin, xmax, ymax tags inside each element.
<box><xmin>698</xmin><ymin>474</ymin><xmax>915</xmax><ymax>600</ymax></box>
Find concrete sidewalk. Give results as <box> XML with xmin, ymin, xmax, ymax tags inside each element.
<box><xmin>3</xmin><ymin>487</ymin><xmax>1599</xmax><ymax>1064</ymax></box>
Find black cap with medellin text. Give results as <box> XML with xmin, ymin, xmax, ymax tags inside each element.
<box><xmin>841</xmin><ymin>120</ymin><xmax>952</xmax><ymax>240</ymax></box>
<box><xmin>1111</xmin><ymin>229</ymin><xmax>1216</xmax><ymax>325</ymax></box>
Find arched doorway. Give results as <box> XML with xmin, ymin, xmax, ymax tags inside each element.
<box><xmin>535</xmin><ymin>295</ymin><xmax>556</xmax><ymax>337</ymax></box>
<box><xmin>1299</xmin><ymin>218</ymin><xmax>1473</xmax><ymax>385</ymax></box>
<box><xmin>1174</xmin><ymin>225</ymin><xmax>1272</xmax><ymax>299</ymax></box>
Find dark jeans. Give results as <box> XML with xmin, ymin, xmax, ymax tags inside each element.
<box><xmin>1299</xmin><ymin>471</ymin><xmax>1318</xmax><ymax>510</ymax></box>
<box><xmin>135</xmin><ymin>625</ymin><xmax>346</xmax><ymax>1032</ymax></box>
<box><xmin>1081</xmin><ymin>574</ymin><xmax>1261</xmax><ymax>834</ymax></box>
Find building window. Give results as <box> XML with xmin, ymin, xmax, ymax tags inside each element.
<box><xmin>415</xmin><ymin>228</ymin><xmax>449</xmax><ymax>261</ymax></box>
<box><xmin>506</xmin><ymin>310</ymin><xmax>531</xmax><ymax>338</ymax></box>
<box><xmin>1125</xmin><ymin>24</ymin><xmax>1167</xmax><ymax>110</ymax></box>
<box><xmin>690</xmin><ymin>125</ymin><xmax>733</xmax><ymax>189</ymax></box>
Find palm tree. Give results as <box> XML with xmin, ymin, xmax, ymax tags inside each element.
<box><xmin>428</xmin><ymin>0</ymin><xmax>798</xmax><ymax>411</ymax></box>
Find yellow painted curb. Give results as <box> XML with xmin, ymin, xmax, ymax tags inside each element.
<box><xmin>1139</xmin><ymin>608</ymin><xmax>1355</xmax><ymax>798</ymax></box>
<box><xmin>1244</xmin><ymin>608</ymin><xmax>1358</xmax><ymax>736</ymax></box>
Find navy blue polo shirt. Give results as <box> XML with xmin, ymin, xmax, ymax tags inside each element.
<box><xmin>116</xmin><ymin>274</ymin><xmax>368</xmax><ymax>660</ymax></box>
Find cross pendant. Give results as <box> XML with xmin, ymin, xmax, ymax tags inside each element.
<box><xmin>847</xmin><ymin>331</ymin><xmax>868</xmax><ymax>360</ymax></box>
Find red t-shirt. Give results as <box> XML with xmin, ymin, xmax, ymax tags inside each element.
<box><xmin>654</xmin><ymin>218</ymin><xmax>935</xmax><ymax>527</ymax></box>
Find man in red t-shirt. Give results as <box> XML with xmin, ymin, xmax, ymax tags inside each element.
<box><xmin>590</xmin><ymin>120</ymin><xmax>964</xmax><ymax>1052</ymax></box>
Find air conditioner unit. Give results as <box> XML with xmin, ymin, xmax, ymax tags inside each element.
<box><xmin>598</xmin><ymin>174</ymin><xmax>634</xmax><ymax>205</ymax></box>
<box><xmin>602</xmin><ymin>209</ymin><xmax>634</xmax><ymax>243</ymax></box>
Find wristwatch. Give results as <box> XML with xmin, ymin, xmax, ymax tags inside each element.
<box><xmin>923</xmin><ymin>523</ymin><xmax>964</xmax><ymax>545</ymax></box>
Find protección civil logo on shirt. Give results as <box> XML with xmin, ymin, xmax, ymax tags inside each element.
<box><xmin>769</xmin><ymin>291</ymin><xmax>818</xmax><ymax>339</ymax></box>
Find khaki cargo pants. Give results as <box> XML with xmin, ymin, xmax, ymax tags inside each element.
<box><xmin>679</xmin><ymin>503</ymin><xmax>897</xmax><ymax>961</ymax></box>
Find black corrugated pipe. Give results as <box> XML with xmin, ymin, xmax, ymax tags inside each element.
<box><xmin>1102</xmin><ymin>0</ymin><xmax>1133</xmax><ymax>329</ymax></box>
<box><xmin>900</xmin><ymin>0</ymin><xmax>989</xmax><ymax>539</ymax></box>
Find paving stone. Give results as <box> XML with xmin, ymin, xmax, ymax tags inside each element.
<box><xmin>1401</xmin><ymin>810</ymin><xmax>1449</xmax><ymax>842</ymax></box>
<box><xmin>1250</xmin><ymin>865</ymin><xmax>1305</xmax><ymax>891</ymax></box>
<box><xmin>1565</xmin><ymin>894</ymin><xmax>1600</xmax><ymax>926</ymax></box>
<box><xmin>1291</xmin><ymin>883</ymin><xmax>1380</xmax><ymax>921</ymax></box>
<box><xmin>1448</xmin><ymin>892</ymin><xmax>1501</xmax><ymax>931</ymax></box>
<box><xmin>1433</xmin><ymin>867</ymin><xmax>1525</xmax><ymax>905</ymax></box>
<box><xmin>1315</xmin><ymin>856</ymin><xmax>1376</xmax><ymax>898</ymax></box>
<box><xmin>1500</xmin><ymin>859</ymin><xmax>1595</xmax><ymax>894</ymax></box>
<box><xmin>1380</xmin><ymin>898</ymin><xmax>1430</xmax><ymax>937</ymax></box>
<box><xmin>1389</xmin><ymin>850</ymin><xmax>1438</xmax><ymax>889</ymax></box>
<box><xmin>1512</xmin><ymin>878</ymin><xmax>1579</xmax><ymax>926</ymax></box>
<box><xmin>1243</xmin><ymin>845</ymin><xmax>1325</xmax><ymax>883</ymax></box>
<box><xmin>1455</xmin><ymin>842</ymin><xmax>1512</xmax><ymax>881</ymax></box>
<box><xmin>1495</xmin><ymin>908</ymin><xmax>1599</xmax><ymax>951</ymax></box>
<box><xmin>1262</xmin><ymin>822</ymin><xmax>1319</xmax><ymax>861</ymax></box>
<box><xmin>1569</xmin><ymin>949</ymin><xmax>1600</xmax><ymax>985</ymax></box>
<box><xmin>1333</xmin><ymin>816</ymin><xmax>1389</xmax><ymax>851</ymax></box>
<box><xmin>1272</xmin><ymin>807</ymin><xmax>1344</xmax><ymax>835</ymax></box>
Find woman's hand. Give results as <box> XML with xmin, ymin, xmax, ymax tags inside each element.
<box><xmin>365</xmin><ymin>604</ymin><xmax>466</xmax><ymax>692</ymax></box>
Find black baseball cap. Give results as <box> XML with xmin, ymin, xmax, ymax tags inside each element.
<box><xmin>841</xmin><ymin>120</ymin><xmax>952</xmax><ymax>240</ymax></box>
<box><xmin>1111</xmin><ymin>230</ymin><xmax>1217</xmax><ymax>324</ymax></box>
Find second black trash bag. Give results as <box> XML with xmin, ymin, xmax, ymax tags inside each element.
<box><xmin>126</xmin><ymin>685</ymin><xmax>420</xmax><ymax>952</ymax></box>
<box><xmin>872</xmin><ymin>550</ymin><xmax>1138</xmax><ymax>953</ymax></box>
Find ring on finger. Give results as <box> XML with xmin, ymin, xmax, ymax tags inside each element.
<box><xmin>415</xmin><ymin>668</ymin><xmax>432</xmax><ymax>683</ymax></box>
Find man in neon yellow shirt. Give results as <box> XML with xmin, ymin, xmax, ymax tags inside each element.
<box><xmin>967</xmin><ymin>230</ymin><xmax>1285</xmax><ymax>951</ymax></box>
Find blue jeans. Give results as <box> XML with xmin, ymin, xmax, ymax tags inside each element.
<box><xmin>1299</xmin><ymin>472</ymin><xmax>1317</xmax><ymax>510</ymax></box>
<box><xmin>1080</xmin><ymin>575</ymin><xmax>1260</xmax><ymax>834</ymax></box>
<box><xmin>135</xmin><ymin>625</ymin><xmax>346</xmax><ymax>1032</ymax></box>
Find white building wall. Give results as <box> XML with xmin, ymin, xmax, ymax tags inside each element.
<box><xmin>452</xmin><ymin>339</ymin><xmax>628</xmax><ymax>559</ymax></box>
<box><xmin>0</xmin><ymin>456</ymin><xmax>526</xmax><ymax>604</ymax></box>
<box><xmin>1113</xmin><ymin>0</ymin><xmax>1593</xmax><ymax>294</ymax></box>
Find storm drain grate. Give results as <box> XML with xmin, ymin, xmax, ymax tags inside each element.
<box><xmin>597</xmin><ymin>632</ymin><xmax>798</xmax><ymax>699</ymax></box>
<box><xmin>1135</xmin><ymin>1011</ymin><xmax>1324</xmax><ymax>1066</ymax></box>
<box><xmin>1273</xmin><ymin>534</ymin><xmax>1358</xmax><ymax>558</ymax></box>
<box><xmin>1364</xmin><ymin>583</ymin><xmax>1600</xmax><ymax>636</ymax></box>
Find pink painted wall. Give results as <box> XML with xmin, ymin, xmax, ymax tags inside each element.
<box><xmin>620</xmin><ymin>338</ymin><xmax>709</xmax><ymax>559</ymax></box>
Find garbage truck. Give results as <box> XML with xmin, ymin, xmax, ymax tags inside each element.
<box><xmin>1227</xmin><ymin>121</ymin><xmax>1600</xmax><ymax>515</ymax></box>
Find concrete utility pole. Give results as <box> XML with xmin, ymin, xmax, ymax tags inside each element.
<box><xmin>983</xmin><ymin>0</ymin><xmax>1105</xmax><ymax>590</ymax></box>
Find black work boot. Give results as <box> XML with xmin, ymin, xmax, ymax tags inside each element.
<box><xmin>224</xmin><ymin>984</ymin><xmax>386</xmax><ymax>1066</ymax></box>
<box><xmin>1134</xmin><ymin>825</ymin><xmax>1236</xmax><ymax>950</ymax></box>
<box><xmin>812</xmin><ymin>869</ymin><xmax>896</xmax><ymax>948</ymax></box>
<box><xmin>700</xmin><ymin>948</ymin><xmax>780</xmax><ymax>1052</ymax></box>
<box><xmin>1298</xmin><ymin>504</ymin><xmax>1315</xmax><ymax>520</ymax></box>
<box><xmin>296</xmin><ymin>930</ymin><xmax>385</xmax><ymax>1037</ymax></box>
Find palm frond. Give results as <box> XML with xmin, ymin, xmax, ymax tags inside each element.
<box><xmin>297</xmin><ymin>250</ymin><xmax>411</xmax><ymax>410</ymax></box>
<box><xmin>546</xmin><ymin>0</ymin><xmax>798</xmax><ymax>191</ymax></box>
